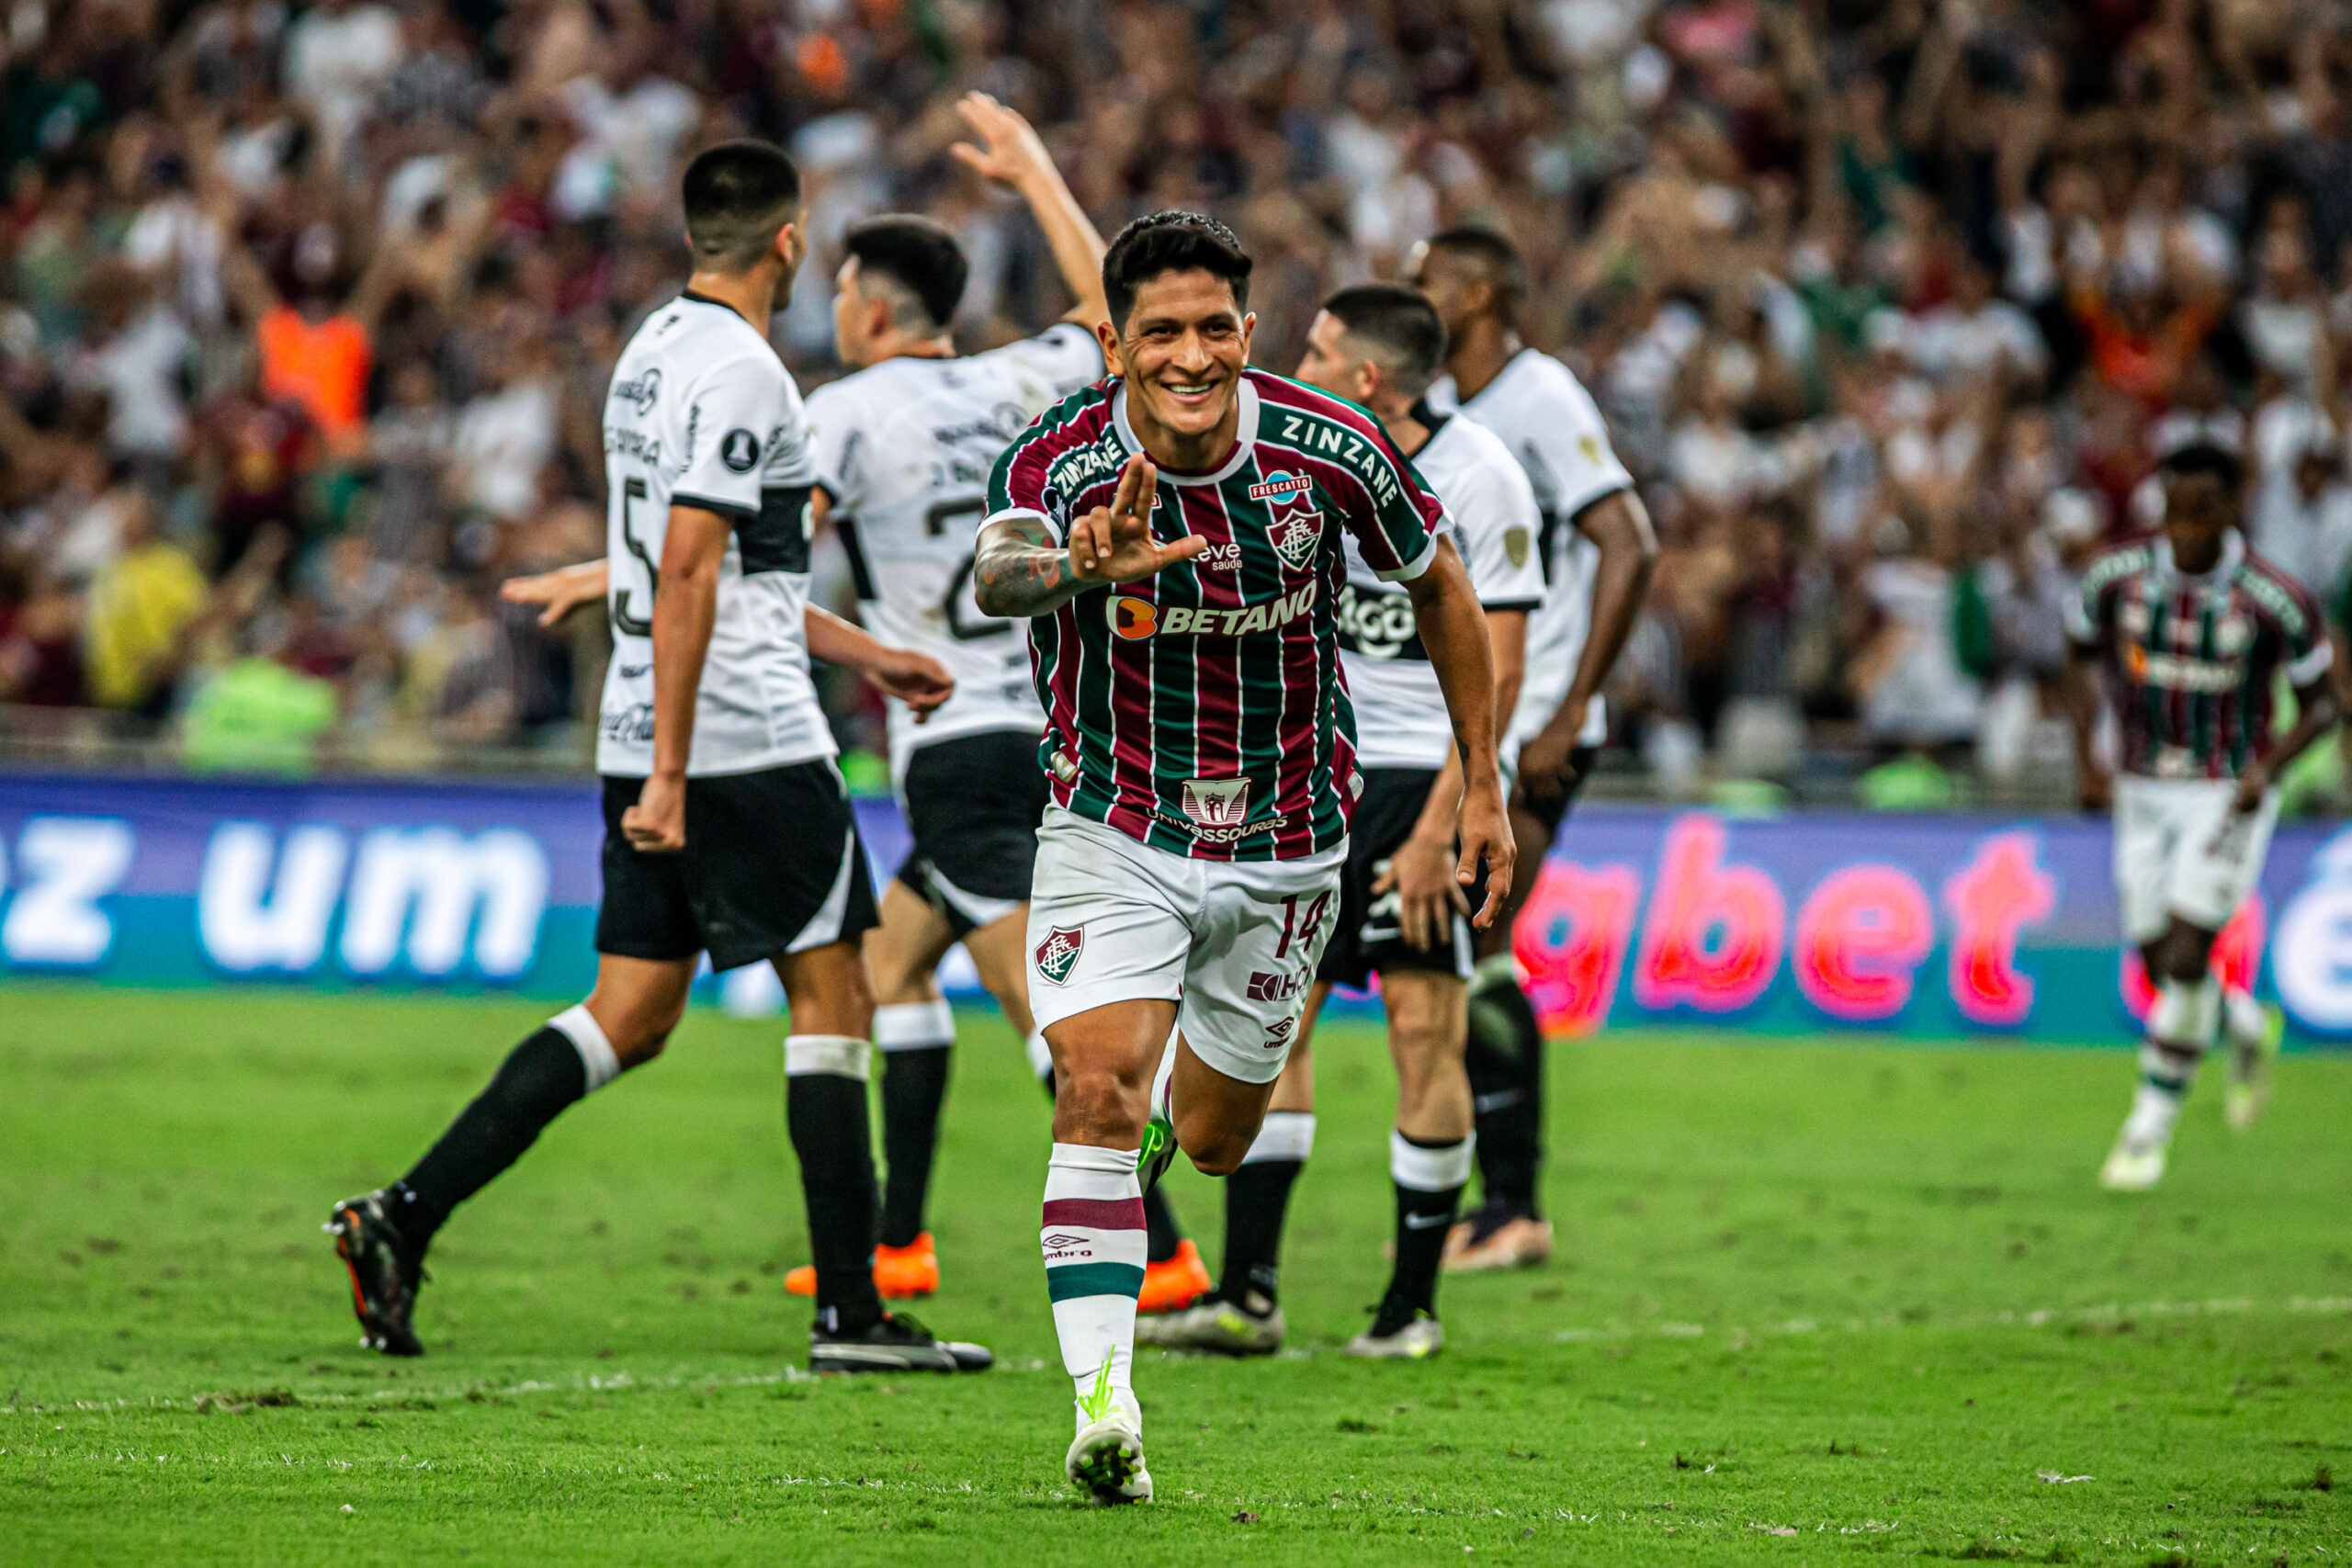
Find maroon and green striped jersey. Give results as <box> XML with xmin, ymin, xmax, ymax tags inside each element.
<box><xmin>2065</xmin><ymin>529</ymin><xmax>2334</xmax><ymax>780</ymax></box>
<box><xmin>985</xmin><ymin>368</ymin><xmax>1448</xmax><ymax>861</ymax></box>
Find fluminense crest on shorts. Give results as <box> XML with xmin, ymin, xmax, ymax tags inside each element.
<box><xmin>1180</xmin><ymin>776</ymin><xmax>1251</xmax><ymax>829</ymax></box>
<box><xmin>1035</xmin><ymin>925</ymin><xmax>1085</xmax><ymax>986</ymax></box>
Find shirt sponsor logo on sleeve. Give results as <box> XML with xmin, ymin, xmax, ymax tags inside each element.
<box><xmin>720</xmin><ymin>429</ymin><xmax>760</xmax><ymax>473</ymax></box>
<box><xmin>610</xmin><ymin>367</ymin><xmax>661</xmax><ymax>415</ymax></box>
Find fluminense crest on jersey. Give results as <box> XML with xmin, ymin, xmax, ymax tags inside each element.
<box><xmin>1263</xmin><ymin>481</ymin><xmax>1326</xmax><ymax>572</ymax></box>
<box><xmin>1035</xmin><ymin>924</ymin><xmax>1085</xmax><ymax>986</ymax></box>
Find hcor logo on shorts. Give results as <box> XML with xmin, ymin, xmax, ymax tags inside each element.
<box><xmin>1181</xmin><ymin>776</ymin><xmax>1251</xmax><ymax>828</ymax></box>
<box><xmin>1035</xmin><ymin>925</ymin><xmax>1085</xmax><ymax>986</ymax></box>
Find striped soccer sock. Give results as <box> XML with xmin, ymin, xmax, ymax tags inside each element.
<box><xmin>1042</xmin><ymin>1143</ymin><xmax>1145</xmax><ymax>1432</ymax></box>
<box><xmin>2123</xmin><ymin>978</ymin><xmax>2217</xmax><ymax>1145</ymax></box>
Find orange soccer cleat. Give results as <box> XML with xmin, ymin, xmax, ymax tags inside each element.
<box><xmin>783</xmin><ymin>1234</ymin><xmax>940</xmax><ymax>1300</ymax></box>
<box><xmin>1136</xmin><ymin>1238</ymin><xmax>1213</xmax><ymax>1315</ymax></box>
<box><xmin>873</xmin><ymin>1234</ymin><xmax>940</xmax><ymax>1298</ymax></box>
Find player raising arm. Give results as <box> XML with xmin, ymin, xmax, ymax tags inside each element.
<box><xmin>331</xmin><ymin>141</ymin><xmax>987</xmax><ymax>1375</ymax></box>
<box><xmin>2065</xmin><ymin>442</ymin><xmax>2336</xmax><ymax>1190</ymax></box>
<box><xmin>971</xmin><ymin>211</ymin><xmax>1510</xmax><ymax>1503</ymax></box>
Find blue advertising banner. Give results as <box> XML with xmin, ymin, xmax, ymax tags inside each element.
<box><xmin>0</xmin><ymin>769</ymin><xmax>2346</xmax><ymax>1046</ymax></box>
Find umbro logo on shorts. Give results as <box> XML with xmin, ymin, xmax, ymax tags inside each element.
<box><xmin>1035</xmin><ymin>925</ymin><xmax>1084</xmax><ymax>986</ymax></box>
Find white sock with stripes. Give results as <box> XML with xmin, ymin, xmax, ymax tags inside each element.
<box><xmin>1042</xmin><ymin>1143</ymin><xmax>1144</xmax><ymax>1433</ymax></box>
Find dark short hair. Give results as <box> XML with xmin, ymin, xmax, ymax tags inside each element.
<box><xmin>682</xmin><ymin>141</ymin><xmax>803</xmax><ymax>271</ymax></box>
<box><xmin>1423</xmin><ymin>225</ymin><xmax>1528</xmax><ymax>320</ymax></box>
<box><xmin>2160</xmin><ymin>440</ymin><xmax>2245</xmax><ymax>494</ymax></box>
<box><xmin>1102</xmin><ymin>210</ymin><xmax>1252</xmax><ymax>331</ymax></box>
<box><xmin>1321</xmin><ymin>283</ymin><xmax>1447</xmax><ymax>399</ymax></box>
<box><xmin>843</xmin><ymin>215</ymin><xmax>967</xmax><ymax>333</ymax></box>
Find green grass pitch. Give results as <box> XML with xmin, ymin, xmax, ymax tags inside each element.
<box><xmin>2</xmin><ymin>987</ymin><xmax>2348</xmax><ymax>1565</ymax></box>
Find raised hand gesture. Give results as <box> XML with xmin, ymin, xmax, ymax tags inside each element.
<box><xmin>1069</xmin><ymin>454</ymin><xmax>1205</xmax><ymax>584</ymax></box>
<box><xmin>949</xmin><ymin>91</ymin><xmax>1053</xmax><ymax>191</ymax></box>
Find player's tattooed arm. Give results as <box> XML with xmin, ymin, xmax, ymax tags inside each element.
<box><xmin>973</xmin><ymin>513</ymin><xmax>1082</xmax><ymax>617</ymax></box>
<box><xmin>976</xmin><ymin>455</ymin><xmax>1204</xmax><ymax>616</ymax></box>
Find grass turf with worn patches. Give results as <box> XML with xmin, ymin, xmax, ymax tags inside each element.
<box><xmin>0</xmin><ymin>987</ymin><xmax>2347</xmax><ymax>1565</ymax></box>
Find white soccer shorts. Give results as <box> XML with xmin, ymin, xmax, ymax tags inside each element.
<box><xmin>1024</xmin><ymin>806</ymin><xmax>1345</xmax><ymax>1085</ymax></box>
<box><xmin>2112</xmin><ymin>774</ymin><xmax>2281</xmax><ymax>945</ymax></box>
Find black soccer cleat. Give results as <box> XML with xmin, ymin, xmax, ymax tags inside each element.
<box><xmin>808</xmin><ymin>1311</ymin><xmax>992</xmax><ymax>1374</ymax></box>
<box><xmin>325</xmin><ymin>1190</ymin><xmax>425</xmax><ymax>1357</ymax></box>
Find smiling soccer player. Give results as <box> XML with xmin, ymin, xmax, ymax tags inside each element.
<box><xmin>972</xmin><ymin>211</ymin><xmax>1514</xmax><ymax>1503</ymax></box>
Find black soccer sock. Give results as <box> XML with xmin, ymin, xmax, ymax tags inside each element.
<box><xmin>1465</xmin><ymin>955</ymin><xmax>1544</xmax><ymax>1217</ymax></box>
<box><xmin>1143</xmin><ymin>1183</ymin><xmax>1186</xmax><ymax>1265</ymax></box>
<box><xmin>393</xmin><ymin>1006</ymin><xmax>619</xmax><ymax>1247</ymax></box>
<box><xmin>786</xmin><ymin>1035</ymin><xmax>885</xmax><ymax>1334</ymax></box>
<box><xmin>875</xmin><ymin>1002</ymin><xmax>955</xmax><ymax>1250</ymax></box>
<box><xmin>1215</xmin><ymin>1111</ymin><xmax>1315</xmax><ymax>1311</ymax></box>
<box><xmin>1387</xmin><ymin>1130</ymin><xmax>1473</xmax><ymax>1315</ymax></box>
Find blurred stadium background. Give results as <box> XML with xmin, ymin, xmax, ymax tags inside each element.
<box><xmin>6</xmin><ymin>3</ymin><xmax>2352</xmax><ymax>1558</ymax></box>
<box><xmin>5</xmin><ymin>0</ymin><xmax>2352</xmax><ymax>1034</ymax></box>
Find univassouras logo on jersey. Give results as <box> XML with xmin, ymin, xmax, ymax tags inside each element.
<box><xmin>1150</xmin><ymin>806</ymin><xmax>1288</xmax><ymax>843</ymax></box>
<box><xmin>1035</xmin><ymin>925</ymin><xmax>1084</xmax><ymax>985</ymax></box>
<box><xmin>1107</xmin><ymin>581</ymin><xmax>1317</xmax><ymax>639</ymax></box>
<box><xmin>1333</xmin><ymin>581</ymin><xmax>1422</xmax><ymax>660</ymax></box>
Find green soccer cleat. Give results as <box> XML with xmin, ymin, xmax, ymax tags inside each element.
<box><xmin>1347</xmin><ymin>1297</ymin><xmax>1446</xmax><ymax>1359</ymax></box>
<box><xmin>2224</xmin><ymin>1003</ymin><xmax>2284</xmax><ymax>1133</ymax></box>
<box><xmin>2098</xmin><ymin>1133</ymin><xmax>2169</xmax><ymax>1192</ymax></box>
<box><xmin>1066</xmin><ymin>1415</ymin><xmax>1152</xmax><ymax>1504</ymax></box>
<box><xmin>1134</xmin><ymin>1294</ymin><xmax>1283</xmax><ymax>1355</ymax></box>
<box><xmin>1136</xmin><ymin>1111</ymin><xmax>1178</xmax><ymax>1196</ymax></box>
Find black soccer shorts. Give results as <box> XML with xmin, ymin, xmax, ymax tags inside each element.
<box><xmin>595</xmin><ymin>760</ymin><xmax>879</xmax><ymax>973</ymax></box>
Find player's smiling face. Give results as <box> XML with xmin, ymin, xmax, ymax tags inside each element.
<box><xmin>1102</xmin><ymin>268</ymin><xmax>1254</xmax><ymax>461</ymax></box>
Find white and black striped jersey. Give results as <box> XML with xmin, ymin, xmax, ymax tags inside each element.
<box><xmin>1336</xmin><ymin>411</ymin><xmax>1546</xmax><ymax>770</ymax></box>
<box><xmin>597</xmin><ymin>291</ymin><xmax>831</xmax><ymax>778</ymax></box>
<box><xmin>1428</xmin><ymin>348</ymin><xmax>1634</xmax><ymax>763</ymax></box>
<box><xmin>808</xmin><ymin>322</ymin><xmax>1103</xmax><ymax>784</ymax></box>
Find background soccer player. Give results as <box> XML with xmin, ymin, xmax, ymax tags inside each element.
<box><xmin>973</xmin><ymin>213</ymin><xmax>1512</xmax><ymax>1502</ymax></box>
<box><xmin>2065</xmin><ymin>442</ymin><xmax>2336</xmax><ymax>1190</ymax></box>
<box><xmin>1142</xmin><ymin>284</ymin><xmax>1544</xmax><ymax>1360</ymax></box>
<box><xmin>1408</xmin><ymin>228</ymin><xmax>1658</xmax><ymax>1271</ymax></box>
<box><xmin>787</xmin><ymin>95</ymin><xmax>1110</xmax><ymax>1303</ymax></box>
<box><xmin>329</xmin><ymin>141</ymin><xmax>988</xmax><ymax>1374</ymax></box>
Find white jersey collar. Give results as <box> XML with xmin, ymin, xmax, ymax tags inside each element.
<box><xmin>1110</xmin><ymin>376</ymin><xmax>1260</xmax><ymax>486</ymax></box>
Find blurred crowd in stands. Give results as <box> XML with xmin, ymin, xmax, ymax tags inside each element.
<box><xmin>5</xmin><ymin>0</ymin><xmax>2352</xmax><ymax>798</ymax></box>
